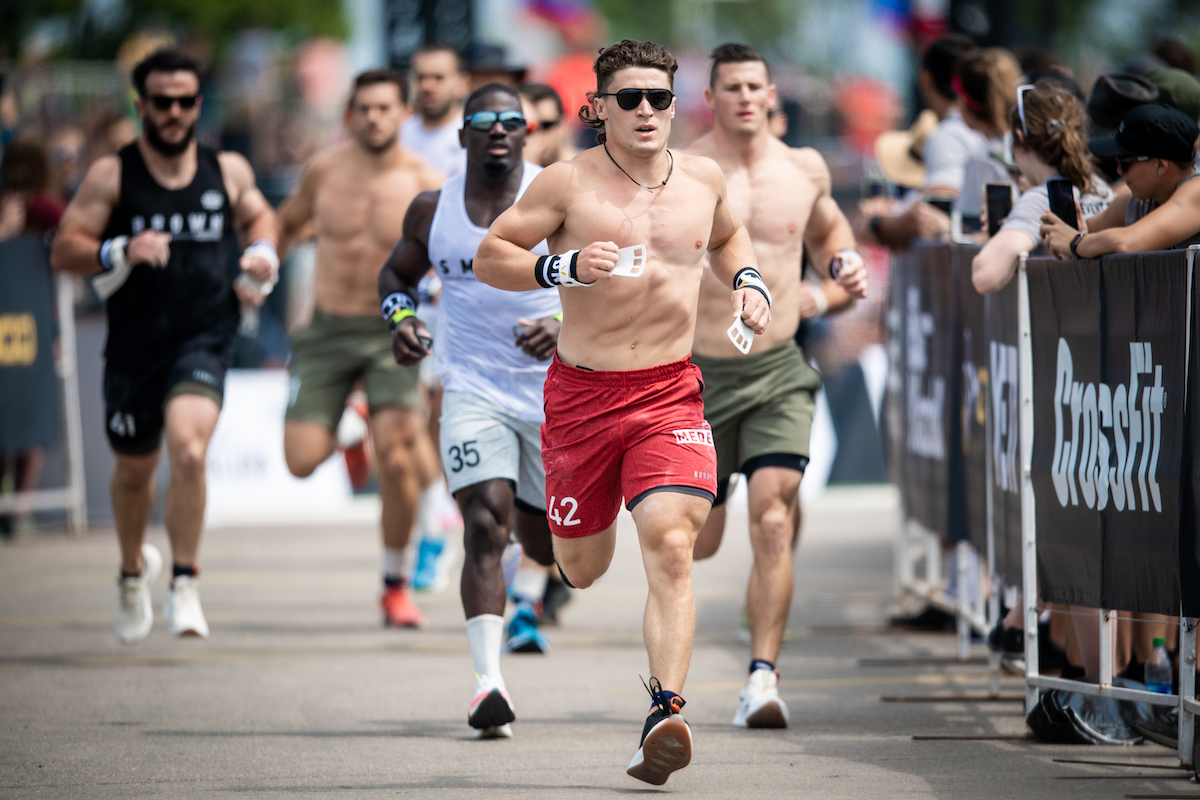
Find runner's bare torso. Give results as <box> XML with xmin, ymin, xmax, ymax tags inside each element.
<box><xmin>689</xmin><ymin>136</ymin><xmax>831</xmax><ymax>357</ymax></box>
<box><xmin>281</xmin><ymin>143</ymin><xmax>443</xmax><ymax>316</ymax></box>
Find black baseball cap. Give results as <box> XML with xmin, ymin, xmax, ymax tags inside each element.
<box><xmin>1089</xmin><ymin>103</ymin><xmax>1199</xmax><ymax>161</ymax></box>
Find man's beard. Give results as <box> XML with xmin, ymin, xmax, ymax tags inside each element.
<box><xmin>358</xmin><ymin>129</ymin><xmax>397</xmax><ymax>154</ymax></box>
<box><xmin>144</xmin><ymin>117</ymin><xmax>195</xmax><ymax>156</ymax></box>
<box><xmin>420</xmin><ymin>97</ymin><xmax>455</xmax><ymax>121</ymax></box>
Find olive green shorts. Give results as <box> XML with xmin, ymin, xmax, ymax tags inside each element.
<box><xmin>692</xmin><ymin>339</ymin><xmax>821</xmax><ymax>491</ymax></box>
<box><xmin>286</xmin><ymin>309</ymin><xmax>421</xmax><ymax>431</ymax></box>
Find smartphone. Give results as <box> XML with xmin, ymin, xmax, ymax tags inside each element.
<box><xmin>862</xmin><ymin>178</ymin><xmax>890</xmax><ymax>199</ymax></box>
<box><xmin>1046</xmin><ymin>178</ymin><xmax>1077</xmax><ymax>229</ymax></box>
<box><xmin>925</xmin><ymin>195</ymin><xmax>954</xmax><ymax>215</ymax></box>
<box><xmin>985</xmin><ymin>182</ymin><xmax>1013</xmax><ymax>237</ymax></box>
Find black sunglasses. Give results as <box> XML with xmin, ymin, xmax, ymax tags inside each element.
<box><xmin>595</xmin><ymin>88</ymin><xmax>674</xmax><ymax>111</ymax></box>
<box><xmin>148</xmin><ymin>94</ymin><xmax>199</xmax><ymax>111</ymax></box>
<box><xmin>538</xmin><ymin>117</ymin><xmax>562</xmax><ymax>131</ymax></box>
<box><xmin>1117</xmin><ymin>154</ymin><xmax>1151</xmax><ymax>170</ymax></box>
<box><xmin>464</xmin><ymin>110</ymin><xmax>526</xmax><ymax>131</ymax></box>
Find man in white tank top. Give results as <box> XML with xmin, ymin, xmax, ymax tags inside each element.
<box><xmin>378</xmin><ymin>84</ymin><xmax>560</xmax><ymax>739</ymax></box>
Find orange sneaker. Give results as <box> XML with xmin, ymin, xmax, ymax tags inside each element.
<box><xmin>343</xmin><ymin>440</ymin><xmax>372</xmax><ymax>490</ymax></box>
<box><xmin>381</xmin><ymin>584</ymin><xmax>425</xmax><ymax>628</ymax></box>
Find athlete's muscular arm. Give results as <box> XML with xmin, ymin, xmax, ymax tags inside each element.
<box><xmin>378</xmin><ymin>191</ymin><xmax>438</xmax><ymax>365</ymax></box>
<box><xmin>476</xmin><ymin>162</ymin><xmax>619</xmax><ymax>290</ymax></box>
<box><xmin>704</xmin><ymin>165</ymin><xmax>770</xmax><ymax>335</ymax></box>
<box><xmin>799</xmin><ymin>151</ymin><xmax>867</xmax><ymax>299</ymax></box>
<box><xmin>275</xmin><ymin>157</ymin><xmax>324</xmax><ymax>260</ymax></box>
<box><xmin>220</xmin><ymin>152</ymin><xmax>277</xmax><ymax>287</ymax></box>
<box><xmin>50</xmin><ymin>155</ymin><xmax>170</xmax><ymax>275</ymax></box>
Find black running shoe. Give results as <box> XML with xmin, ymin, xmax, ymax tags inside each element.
<box><xmin>626</xmin><ymin>677</ymin><xmax>691</xmax><ymax>785</ymax></box>
<box><xmin>468</xmin><ymin>679</ymin><xmax>515</xmax><ymax>739</ymax></box>
<box><xmin>1135</xmin><ymin>711</ymin><xmax>1178</xmax><ymax>749</ymax></box>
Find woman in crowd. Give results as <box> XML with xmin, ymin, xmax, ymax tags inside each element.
<box><xmin>971</xmin><ymin>79</ymin><xmax>1114</xmax><ymax>294</ymax></box>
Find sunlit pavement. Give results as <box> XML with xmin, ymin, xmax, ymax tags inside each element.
<box><xmin>0</xmin><ymin>485</ymin><xmax>1187</xmax><ymax>798</ymax></box>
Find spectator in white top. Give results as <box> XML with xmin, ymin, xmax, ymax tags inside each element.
<box><xmin>1041</xmin><ymin>103</ymin><xmax>1200</xmax><ymax>257</ymax></box>
<box><xmin>862</xmin><ymin>34</ymin><xmax>980</xmax><ymax>248</ymax></box>
<box><xmin>400</xmin><ymin>43</ymin><xmax>470</xmax><ymax>177</ymax></box>
<box><xmin>973</xmin><ymin>80</ymin><xmax>1114</xmax><ymax>293</ymax></box>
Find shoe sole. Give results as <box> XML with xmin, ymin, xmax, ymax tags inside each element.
<box><xmin>1134</xmin><ymin>723</ymin><xmax>1178</xmax><ymax>749</ymax></box>
<box><xmin>741</xmin><ymin>699</ymin><xmax>788</xmax><ymax>729</ymax></box>
<box><xmin>626</xmin><ymin>717</ymin><xmax>691</xmax><ymax>786</ymax></box>
<box><xmin>504</xmin><ymin>634</ymin><xmax>549</xmax><ymax>654</ymax></box>
<box><xmin>382</xmin><ymin>617</ymin><xmax>423</xmax><ymax>628</ymax></box>
<box><xmin>473</xmin><ymin>724</ymin><xmax>513</xmax><ymax>739</ymax></box>
<box><xmin>469</xmin><ymin>689</ymin><xmax>516</xmax><ymax>730</ymax></box>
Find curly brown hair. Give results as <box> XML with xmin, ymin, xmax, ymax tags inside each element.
<box><xmin>578</xmin><ymin>39</ymin><xmax>678</xmax><ymax>144</ymax></box>
<box><xmin>1009</xmin><ymin>79</ymin><xmax>1095</xmax><ymax>195</ymax></box>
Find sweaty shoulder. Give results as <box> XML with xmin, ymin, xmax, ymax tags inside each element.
<box><xmin>217</xmin><ymin>150</ymin><xmax>255</xmax><ymax>187</ymax></box>
<box><xmin>407</xmin><ymin>189</ymin><xmax>440</xmax><ymax>237</ymax></box>
<box><xmin>674</xmin><ymin>151</ymin><xmax>725</xmax><ymax>192</ymax></box>
<box><xmin>787</xmin><ymin>146</ymin><xmax>831</xmax><ymax>192</ymax></box>
<box><xmin>79</xmin><ymin>154</ymin><xmax>122</xmax><ymax>203</ymax></box>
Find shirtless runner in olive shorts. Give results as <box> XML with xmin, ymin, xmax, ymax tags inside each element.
<box><xmin>688</xmin><ymin>43</ymin><xmax>866</xmax><ymax>729</ymax></box>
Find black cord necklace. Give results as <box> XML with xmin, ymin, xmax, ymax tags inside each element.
<box><xmin>604</xmin><ymin>142</ymin><xmax>673</xmax><ymax>192</ymax></box>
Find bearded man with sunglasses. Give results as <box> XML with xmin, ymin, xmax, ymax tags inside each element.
<box><xmin>686</xmin><ymin>43</ymin><xmax>867</xmax><ymax>731</ymax></box>
<box><xmin>476</xmin><ymin>38</ymin><xmax>769</xmax><ymax>786</ymax></box>
<box><xmin>51</xmin><ymin>49</ymin><xmax>278</xmax><ymax>643</ymax></box>
<box><xmin>275</xmin><ymin>69</ymin><xmax>444</xmax><ymax>629</ymax></box>
<box><xmin>378</xmin><ymin>83</ymin><xmax>561</xmax><ymax>739</ymax></box>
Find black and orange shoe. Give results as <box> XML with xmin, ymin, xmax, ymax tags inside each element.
<box><xmin>626</xmin><ymin>677</ymin><xmax>691</xmax><ymax>785</ymax></box>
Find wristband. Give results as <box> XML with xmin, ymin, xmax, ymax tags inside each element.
<box><xmin>381</xmin><ymin>291</ymin><xmax>418</xmax><ymax>331</ymax></box>
<box><xmin>535</xmin><ymin>250</ymin><xmax>594</xmax><ymax>288</ymax></box>
<box><xmin>1069</xmin><ymin>233</ymin><xmax>1085</xmax><ymax>259</ymax></box>
<box><xmin>553</xmin><ymin>311</ymin><xmax>563</xmax><ymax>322</ymax></box>
<box><xmin>242</xmin><ymin>239</ymin><xmax>280</xmax><ymax>277</ymax></box>
<box><xmin>829</xmin><ymin>248</ymin><xmax>861</xmax><ymax>281</ymax></box>
<box><xmin>733</xmin><ymin>267</ymin><xmax>772</xmax><ymax>307</ymax></box>
<box><xmin>809</xmin><ymin>285</ymin><xmax>829</xmax><ymax>317</ymax></box>
<box><xmin>92</xmin><ymin>236</ymin><xmax>133</xmax><ymax>300</ymax></box>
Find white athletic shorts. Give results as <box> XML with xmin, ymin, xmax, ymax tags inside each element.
<box><xmin>439</xmin><ymin>390</ymin><xmax>546</xmax><ymax>511</ymax></box>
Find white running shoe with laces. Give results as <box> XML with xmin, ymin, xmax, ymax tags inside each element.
<box><xmin>115</xmin><ymin>543</ymin><xmax>162</xmax><ymax>644</ymax></box>
<box><xmin>163</xmin><ymin>575</ymin><xmax>210</xmax><ymax>638</ymax></box>
<box><xmin>733</xmin><ymin>667</ymin><xmax>789</xmax><ymax>728</ymax></box>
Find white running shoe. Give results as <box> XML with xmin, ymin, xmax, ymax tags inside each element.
<box><xmin>115</xmin><ymin>543</ymin><xmax>162</xmax><ymax>644</ymax></box>
<box><xmin>733</xmin><ymin>668</ymin><xmax>789</xmax><ymax>728</ymax></box>
<box><xmin>163</xmin><ymin>575</ymin><xmax>210</xmax><ymax>638</ymax></box>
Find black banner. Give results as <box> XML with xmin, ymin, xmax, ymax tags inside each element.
<box><xmin>0</xmin><ymin>237</ymin><xmax>59</xmax><ymax>451</ymax></box>
<box><xmin>885</xmin><ymin>250</ymin><xmax>907</xmax><ymax>492</ymax></box>
<box><xmin>958</xmin><ymin>245</ymin><xmax>989</xmax><ymax>555</ymax></box>
<box><xmin>985</xmin><ymin>277</ymin><xmax>1023</xmax><ymax>587</ymax></box>
<box><xmin>1028</xmin><ymin>253</ymin><xmax>1188</xmax><ymax>613</ymax></box>
<box><xmin>899</xmin><ymin>244</ymin><xmax>963</xmax><ymax>540</ymax></box>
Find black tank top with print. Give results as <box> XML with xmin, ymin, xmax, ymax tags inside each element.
<box><xmin>102</xmin><ymin>142</ymin><xmax>238</xmax><ymax>363</ymax></box>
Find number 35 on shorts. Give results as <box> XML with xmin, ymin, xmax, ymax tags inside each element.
<box><xmin>548</xmin><ymin>495</ymin><xmax>581</xmax><ymax>527</ymax></box>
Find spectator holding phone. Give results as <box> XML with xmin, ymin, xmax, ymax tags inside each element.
<box><xmin>861</xmin><ymin>34</ymin><xmax>980</xmax><ymax>248</ymax></box>
<box><xmin>972</xmin><ymin>80</ymin><xmax>1114</xmax><ymax>293</ymax></box>
<box><xmin>1041</xmin><ymin>103</ymin><xmax>1200</xmax><ymax>257</ymax></box>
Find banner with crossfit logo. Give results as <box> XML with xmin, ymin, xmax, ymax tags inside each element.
<box><xmin>1027</xmin><ymin>252</ymin><xmax>1189</xmax><ymax>613</ymax></box>
<box><xmin>984</xmin><ymin>277</ymin><xmax>1023</xmax><ymax>587</ymax></box>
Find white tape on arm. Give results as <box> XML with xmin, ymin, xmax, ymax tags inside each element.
<box><xmin>92</xmin><ymin>236</ymin><xmax>132</xmax><ymax>300</ymax></box>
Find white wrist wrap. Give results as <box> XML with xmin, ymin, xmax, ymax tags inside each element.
<box><xmin>92</xmin><ymin>236</ymin><xmax>132</xmax><ymax>300</ymax></box>
<box><xmin>242</xmin><ymin>240</ymin><xmax>280</xmax><ymax>280</ymax></box>
<box><xmin>734</xmin><ymin>267</ymin><xmax>771</xmax><ymax>307</ymax></box>
<box><xmin>535</xmin><ymin>250</ymin><xmax>594</xmax><ymax>287</ymax></box>
<box><xmin>810</xmin><ymin>285</ymin><xmax>829</xmax><ymax>317</ymax></box>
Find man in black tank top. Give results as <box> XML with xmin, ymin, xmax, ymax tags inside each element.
<box><xmin>50</xmin><ymin>49</ymin><xmax>278</xmax><ymax>645</ymax></box>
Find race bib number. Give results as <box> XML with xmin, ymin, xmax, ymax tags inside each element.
<box><xmin>547</xmin><ymin>495</ymin><xmax>581</xmax><ymax>527</ymax></box>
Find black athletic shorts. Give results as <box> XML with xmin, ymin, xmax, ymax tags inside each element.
<box><xmin>103</xmin><ymin>342</ymin><xmax>232</xmax><ymax>456</ymax></box>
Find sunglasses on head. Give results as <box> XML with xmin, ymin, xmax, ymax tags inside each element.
<box><xmin>596</xmin><ymin>88</ymin><xmax>674</xmax><ymax>111</ymax></box>
<box><xmin>148</xmin><ymin>94</ymin><xmax>199</xmax><ymax>111</ymax></box>
<box><xmin>1118</xmin><ymin>154</ymin><xmax>1152</xmax><ymax>170</ymax></box>
<box><xmin>464</xmin><ymin>110</ymin><xmax>526</xmax><ymax>131</ymax></box>
<box><xmin>1015</xmin><ymin>83</ymin><xmax>1034</xmax><ymax>138</ymax></box>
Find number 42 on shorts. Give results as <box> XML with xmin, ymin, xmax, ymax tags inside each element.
<box><xmin>548</xmin><ymin>496</ymin><xmax>581</xmax><ymax>527</ymax></box>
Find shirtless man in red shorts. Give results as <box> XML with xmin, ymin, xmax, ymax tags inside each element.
<box><xmin>475</xmin><ymin>39</ymin><xmax>770</xmax><ymax>785</ymax></box>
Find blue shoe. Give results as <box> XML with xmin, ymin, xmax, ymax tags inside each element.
<box><xmin>411</xmin><ymin>537</ymin><xmax>445</xmax><ymax>593</ymax></box>
<box><xmin>504</xmin><ymin>604</ymin><xmax>550</xmax><ymax>654</ymax></box>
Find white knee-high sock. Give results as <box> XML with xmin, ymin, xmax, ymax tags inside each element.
<box><xmin>418</xmin><ymin>477</ymin><xmax>447</xmax><ymax>541</ymax></box>
<box><xmin>466</xmin><ymin>614</ymin><xmax>505</xmax><ymax>691</ymax></box>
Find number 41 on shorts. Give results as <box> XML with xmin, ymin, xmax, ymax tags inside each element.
<box><xmin>548</xmin><ymin>496</ymin><xmax>581</xmax><ymax>527</ymax></box>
